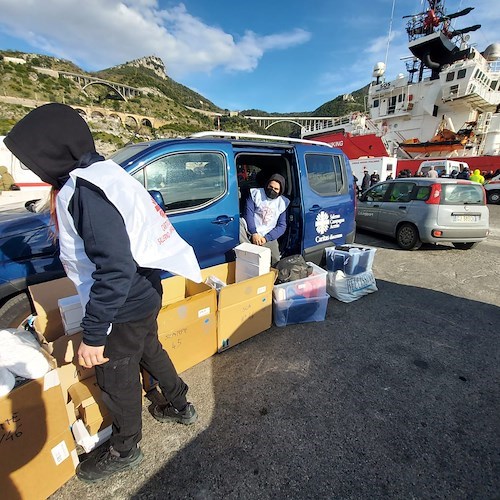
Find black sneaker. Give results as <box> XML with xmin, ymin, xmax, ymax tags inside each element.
<box><xmin>76</xmin><ymin>445</ymin><xmax>143</xmax><ymax>483</ymax></box>
<box><xmin>153</xmin><ymin>402</ymin><xmax>198</xmax><ymax>425</ymax></box>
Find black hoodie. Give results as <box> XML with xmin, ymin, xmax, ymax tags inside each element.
<box><xmin>4</xmin><ymin>103</ymin><xmax>98</xmax><ymax>189</ymax></box>
<box><xmin>5</xmin><ymin>104</ymin><xmax>161</xmax><ymax>346</ymax></box>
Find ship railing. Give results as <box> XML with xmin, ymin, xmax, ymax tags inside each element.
<box><xmin>442</xmin><ymin>80</ymin><xmax>500</xmax><ymax>107</ymax></box>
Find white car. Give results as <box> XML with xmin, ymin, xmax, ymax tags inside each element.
<box><xmin>484</xmin><ymin>174</ymin><xmax>500</xmax><ymax>204</ymax></box>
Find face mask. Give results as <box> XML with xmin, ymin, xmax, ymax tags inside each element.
<box><xmin>265</xmin><ymin>187</ymin><xmax>279</xmax><ymax>199</ymax></box>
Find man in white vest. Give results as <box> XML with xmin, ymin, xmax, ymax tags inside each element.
<box><xmin>240</xmin><ymin>173</ymin><xmax>290</xmax><ymax>265</ymax></box>
<box><xmin>5</xmin><ymin>103</ymin><xmax>202</xmax><ymax>483</ymax></box>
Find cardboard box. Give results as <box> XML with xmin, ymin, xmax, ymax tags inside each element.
<box><xmin>201</xmin><ymin>262</ymin><xmax>276</xmax><ymax>352</ymax></box>
<box><xmin>161</xmin><ymin>274</ymin><xmax>187</xmax><ymax>307</ymax></box>
<box><xmin>30</xmin><ymin>277</ymin><xmax>79</xmax><ymax>343</ymax></box>
<box><xmin>0</xmin><ymin>370</ymin><xmax>77</xmax><ymax>500</ymax></box>
<box><xmin>29</xmin><ymin>279</ymin><xmax>95</xmax><ymax>424</ymax></box>
<box><xmin>68</xmin><ymin>376</ymin><xmax>110</xmax><ymax>435</ymax></box>
<box><xmin>58</xmin><ymin>295</ymin><xmax>84</xmax><ymax>335</ymax></box>
<box><xmin>234</xmin><ymin>243</ymin><xmax>271</xmax><ymax>282</ymax></box>
<box><xmin>157</xmin><ymin>277</ymin><xmax>217</xmax><ymax>374</ymax></box>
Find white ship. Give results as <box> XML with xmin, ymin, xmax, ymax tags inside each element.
<box><xmin>303</xmin><ymin>0</ymin><xmax>500</xmax><ymax>175</ymax></box>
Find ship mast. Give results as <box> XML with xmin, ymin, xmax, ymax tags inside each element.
<box><xmin>403</xmin><ymin>0</ymin><xmax>480</xmax><ymax>81</ymax></box>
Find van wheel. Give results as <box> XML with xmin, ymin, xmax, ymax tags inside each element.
<box><xmin>0</xmin><ymin>293</ymin><xmax>33</xmax><ymax>329</ymax></box>
<box><xmin>452</xmin><ymin>242</ymin><xmax>477</xmax><ymax>250</ymax></box>
<box><xmin>487</xmin><ymin>190</ymin><xmax>500</xmax><ymax>204</ymax></box>
<box><xmin>396</xmin><ymin>223</ymin><xmax>422</xmax><ymax>250</ymax></box>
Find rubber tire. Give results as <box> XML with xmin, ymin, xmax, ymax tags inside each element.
<box><xmin>396</xmin><ymin>223</ymin><xmax>422</xmax><ymax>250</ymax></box>
<box><xmin>0</xmin><ymin>293</ymin><xmax>33</xmax><ymax>329</ymax></box>
<box><xmin>452</xmin><ymin>242</ymin><xmax>477</xmax><ymax>250</ymax></box>
<box><xmin>486</xmin><ymin>190</ymin><xmax>500</xmax><ymax>204</ymax></box>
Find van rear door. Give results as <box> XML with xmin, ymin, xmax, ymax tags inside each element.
<box><xmin>294</xmin><ymin>145</ymin><xmax>356</xmax><ymax>263</ymax></box>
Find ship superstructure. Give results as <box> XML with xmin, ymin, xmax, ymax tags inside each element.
<box><xmin>303</xmin><ymin>0</ymin><xmax>500</xmax><ymax>172</ymax></box>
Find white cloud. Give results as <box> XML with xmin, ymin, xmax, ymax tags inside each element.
<box><xmin>0</xmin><ymin>0</ymin><xmax>311</xmax><ymax>77</ymax></box>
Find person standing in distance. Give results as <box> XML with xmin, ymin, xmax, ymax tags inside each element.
<box><xmin>4</xmin><ymin>103</ymin><xmax>202</xmax><ymax>483</ymax></box>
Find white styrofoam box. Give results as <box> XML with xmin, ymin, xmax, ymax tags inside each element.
<box><xmin>273</xmin><ymin>262</ymin><xmax>327</xmax><ymax>302</ymax></box>
<box><xmin>58</xmin><ymin>295</ymin><xmax>84</xmax><ymax>336</ymax></box>
<box><xmin>235</xmin><ymin>243</ymin><xmax>271</xmax><ymax>282</ymax></box>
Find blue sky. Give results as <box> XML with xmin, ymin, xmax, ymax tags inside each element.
<box><xmin>0</xmin><ymin>0</ymin><xmax>497</xmax><ymax>113</ymax></box>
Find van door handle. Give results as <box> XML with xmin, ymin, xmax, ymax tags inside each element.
<box><xmin>308</xmin><ymin>205</ymin><xmax>322</xmax><ymax>212</ymax></box>
<box><xmin>211</xmin><ymin>215</ymin><xmax>234</xmax><ymax>225</ymax></box>
<box><xmin>372</xmin><ymin>204</ymin><xmax>380</xmax><ymax>208</ymax></box>
<box><xmin>398</xmin><ymin>206</ymin><xmax>407</xmax><ymax>210</ymax></box>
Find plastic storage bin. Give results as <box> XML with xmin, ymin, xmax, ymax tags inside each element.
<box><xmin>273</xmin><ymin>294</ymin><xmax>329</xmax><ymax>327</ymax></box>
<box><xmin>273</xmin><ymin>262</ymin><xmax>327</xmax><ymax>302</ymax></box>
<box><xmin>325</xmin><ymin>244</ymin><xmax>376</xmax><ymax>275</ymax></box>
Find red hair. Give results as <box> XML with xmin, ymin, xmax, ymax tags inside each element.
<box><xmin>49</xmin><ymin>187</ymin><xmax>59</xmax><ymax>240</ymax></box>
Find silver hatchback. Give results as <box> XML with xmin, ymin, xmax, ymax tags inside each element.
<box><xmin>356</xmin><ymin>178</ymin><xmax>489</xmax><ymax>250</ymax></box>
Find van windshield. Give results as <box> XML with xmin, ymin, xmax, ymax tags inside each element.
<box><xmin>441</xmin><ymin>184</ymin><xmax>484</xmax><ymax>205</ymax></box>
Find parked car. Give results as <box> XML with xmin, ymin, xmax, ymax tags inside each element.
<box><xmin>356</xmin><ymin>178</ymin><xmax>489</xmax><ymax>250</ymax></box>
<box><xmin>0</xmin><ymin>132</ymin><xmax>357</xmax><ymax>326</ymax></box>
<box><xmin>484</xmin><ymin>173</ymin><xmax>500</xmax><ymax>204</ymax></box>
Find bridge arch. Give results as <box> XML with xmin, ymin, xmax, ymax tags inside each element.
<box><xmin>82</xmin><ymin>81</ymin><xmax>126</xmax><ymax>101</ymax></box>
<box><xmin>124</xmin><ymin>115</ymin><xmax>139</xmax><ymax>130</ymax></box>
<box><xmin>90</xmin><ymin>110</ymin><xmax>105</xmax><ymax>120</ymax></box>
<box><xmin>109</xmin><ymin>113</ymin><xmax>123</xmax><ymax>125</ymax></box>
<box><xmin>141</xmin><ymin>118</ymin><xmax>153</xmax><ymax>128</ymax></box>
<box><xmin>264</xmin><ymin>119</ymin><xmax>304</xmax><ymax>131</ymax></box>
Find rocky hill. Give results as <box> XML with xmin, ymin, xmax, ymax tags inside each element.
<box><xmin>0</xmin><ymin>50</ymin><xmax>369</xmax><ymax>153</ymax></box>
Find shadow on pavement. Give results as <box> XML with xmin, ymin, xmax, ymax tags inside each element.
<box><xmin>127</xmin><ymin>279</ymin><xmax>499</xmax><ymax>499</ymax></box>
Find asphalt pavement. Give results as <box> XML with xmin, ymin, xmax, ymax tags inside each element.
<box><xmin>51</xmin><ymin>206</ymin><xmax>500</xmax><ymax>500</ymax></box>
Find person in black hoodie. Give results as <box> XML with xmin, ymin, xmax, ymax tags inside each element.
<box><xmin>240</xmin><ymin>173</ymin><xmax>289</xmax><ymax>265</ymax></box>
<box><xmin>5</xmin><ymin>103</ymin><xmax>200</xmax><ymax>482</ymax></box>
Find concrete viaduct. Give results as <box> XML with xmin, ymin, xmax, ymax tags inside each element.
<box><xmin>71</xmin><ymin>105</ymin><xmax>169</xmax><ymax>130</ymax></box>
<box><xmin>59</xmin><ymin>71</ymin><xmax>143</xmax><ymax>101</ymax></box>
<box><xmin>245</xmin><ymin>115</ymin><xmax>353</xmax><ymax>136</ymax></box>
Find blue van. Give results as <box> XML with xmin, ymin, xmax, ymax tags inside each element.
<box><xmin>0</xmin><ymin>132</ymin><xmax>356</xmax><ymax>325</ymax></box>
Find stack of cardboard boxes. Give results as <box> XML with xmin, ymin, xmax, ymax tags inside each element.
<box><xmin>1</xmin><ymin>246</ymin><xmax>278</xmax><ymax>498</ymax></box>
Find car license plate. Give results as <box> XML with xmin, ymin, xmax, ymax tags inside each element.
<box><xmin>452</xmin><ymin>214</ymin><xmax>479</xmax><ymax>222</ymax></box>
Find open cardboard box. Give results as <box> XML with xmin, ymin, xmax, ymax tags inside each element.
<box><xmin>0</xmin><ymin>365</ymin><xmax>78</xmax><ymax>499</ymax></box>
<box><xmin>29</xmin><ymin>278</ymin><xmax>95</xmax><ymax>425</ymax></box>
<box><xmin>68</xmin><ymin>376</ymin><xmax>112</xmax><ymax>436</ymax></box>
<box><xmin>157</xmin><ymin>277</ymin><xmax>217</xmax><ymax>374</ymax></box>
<box><xmin>201</xmin><ymin>261</ymin><xmax>277</xmax><ymax>352</ymax></box>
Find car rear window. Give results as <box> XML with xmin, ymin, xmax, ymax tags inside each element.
<box><xmin>441</xmin><ymin>184</ymin><xmax>484</xmax><ymax>205</ymax></box>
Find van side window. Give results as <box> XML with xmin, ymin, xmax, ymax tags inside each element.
<box><xmin>305</xmin><ymin>154</ymin><xmax>344</xmax><ymax>196</ymax></box>
<box><xmin>142</xmin><ymin>152</ymin><xmax>226</xmax><ymax>212</ymax></box>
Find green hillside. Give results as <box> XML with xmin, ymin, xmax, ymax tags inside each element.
<box><xmin>0</xmin><ymin>49</ymin><xmax>369</xmax><ymax>152</ymax></box>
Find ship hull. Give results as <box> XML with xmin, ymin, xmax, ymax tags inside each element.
<box><xmin>310</xmin><ymin>131</ymin><xmax>500</xmax><ymax>175</ymax></box>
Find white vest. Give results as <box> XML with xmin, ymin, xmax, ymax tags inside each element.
<box><xmin>56</xmin><ymin>160</ymin><xmax>202</xmax><ymax>308</ymax></box>
<box><xmin>250</xmin><ymin>188</ymin><xmax>289</xmax><ymax>236</ymax></box>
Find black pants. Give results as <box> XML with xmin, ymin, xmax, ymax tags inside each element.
<box><xmin>95</xmin><ymin>306</ymin><xmax>188</xmax><ymax>454</ymax></box>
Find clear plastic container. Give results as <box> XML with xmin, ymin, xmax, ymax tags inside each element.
<box><xmin>273</xmin><ymin>294</ymin><xmax>329</xmax><ymax>327</ymax></box>
<box><xmin>325</xmin><ymin>244</ymin><xmax>376</xmax><ymax>275</ymax></box>
<box><xmin>273</xmin><ymin>262</ymin><xmax>327</xmax><ymax>302</ymax></box>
